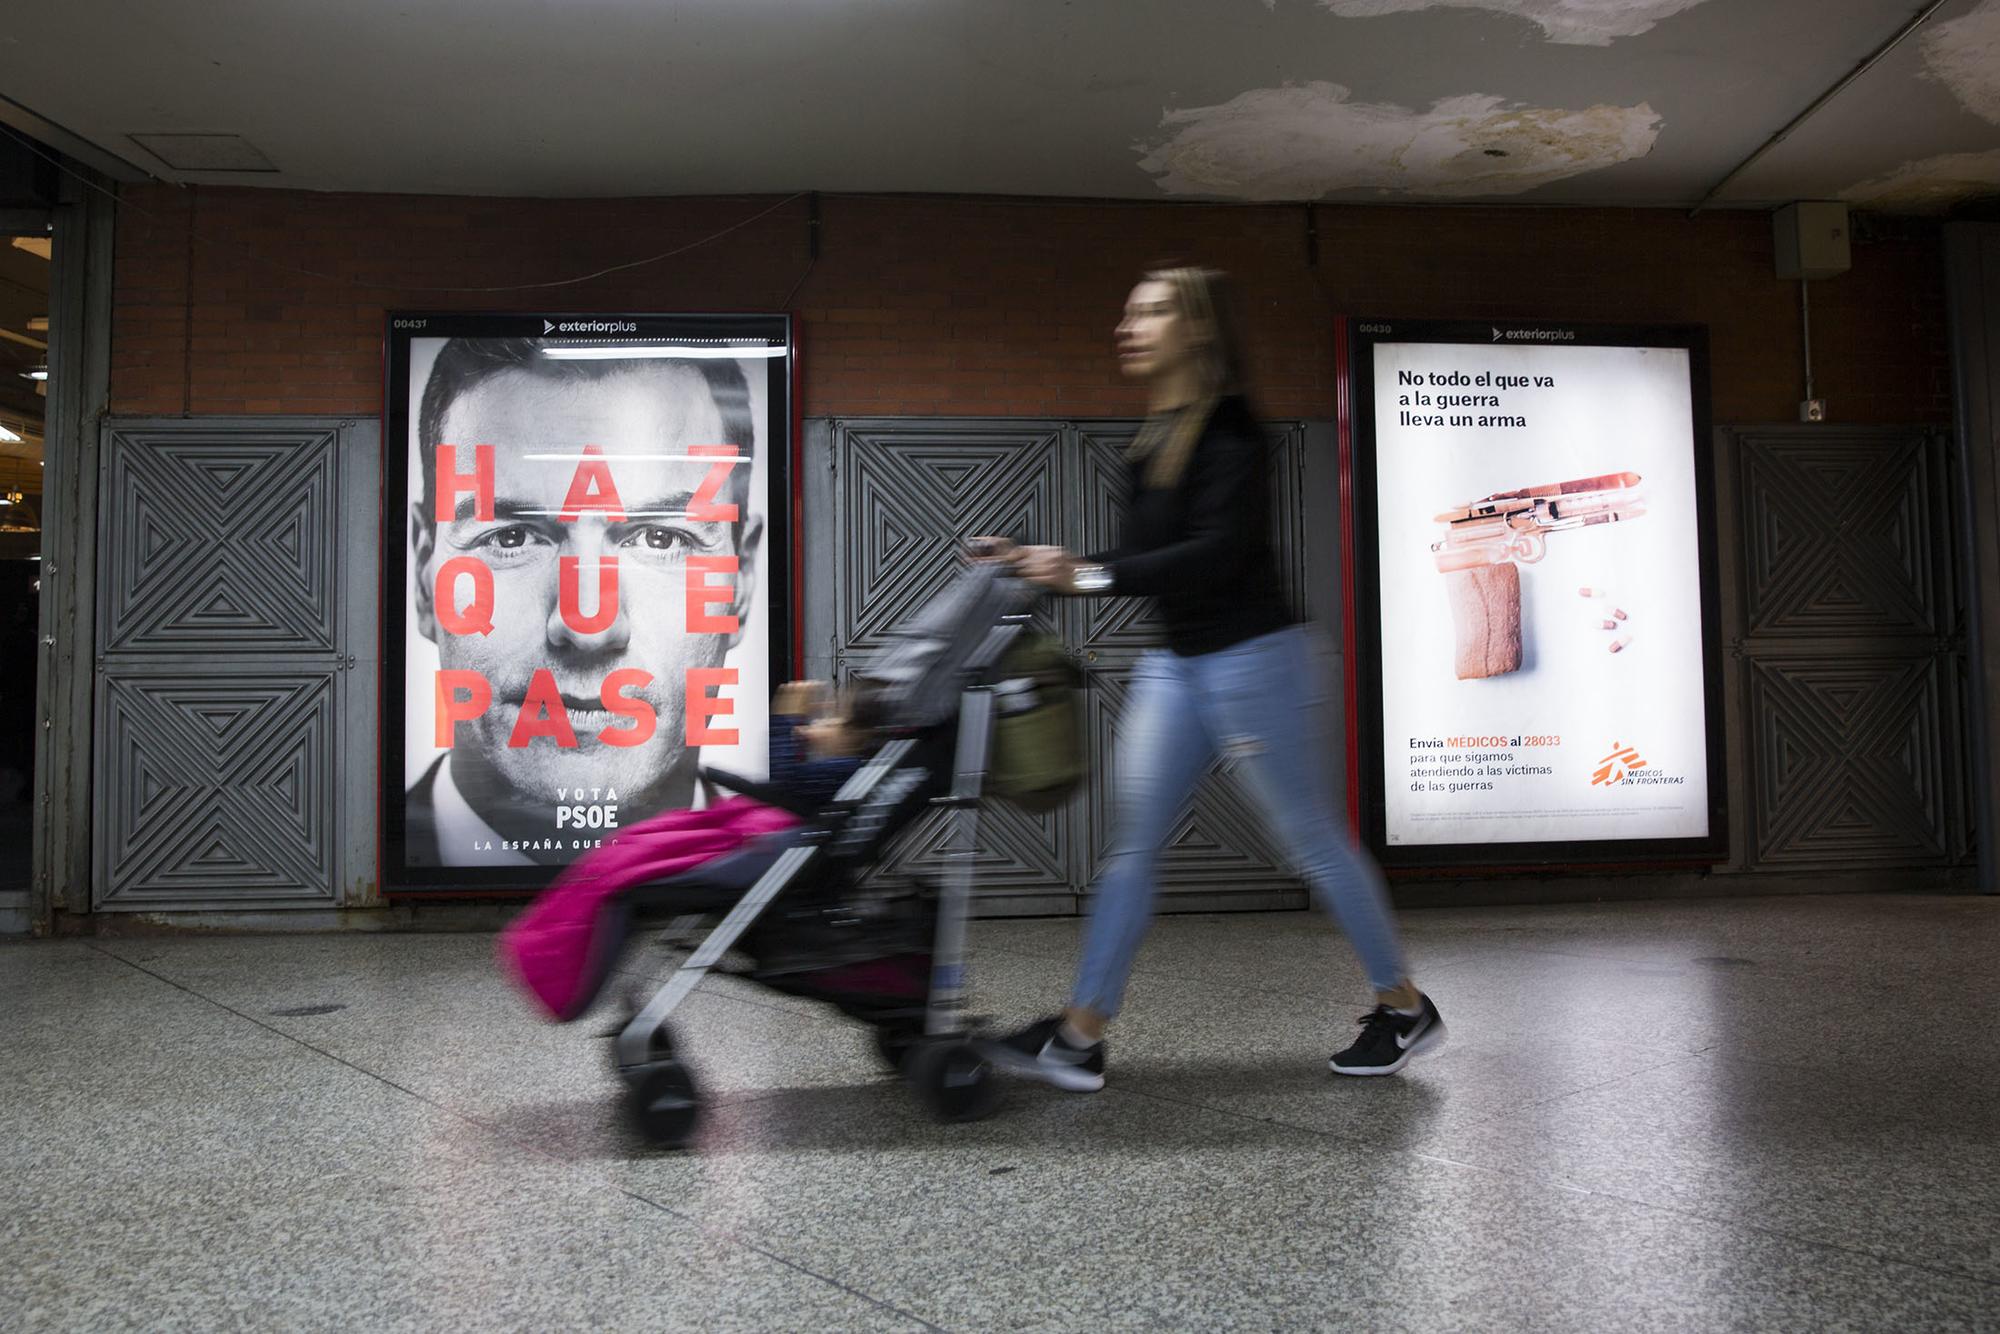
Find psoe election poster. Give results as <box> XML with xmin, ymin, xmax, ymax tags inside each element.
<box><xmin>383</xmin><ymin>313</ymin><xmax>792</xmax><ymax>891</ymax></box>
<box><xmin>1346</xmin><ymin>319</ymin><xmax>1725</xmax><ymax>867</ymax></box>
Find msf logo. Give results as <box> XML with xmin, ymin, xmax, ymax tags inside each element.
<box><xmin>1591</xmin><ymin>741</ymin><xmax>1646</xmax><ymax>787</ymax></box>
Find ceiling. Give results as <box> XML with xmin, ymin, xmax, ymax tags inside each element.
<box><xmin>3</xmin><ymin>0</ymin><xmax>1999</xmax><ymax>211</ymax></box>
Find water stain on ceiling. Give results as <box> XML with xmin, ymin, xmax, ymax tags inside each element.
<box><xmin>4</xmin><ymin>0</ymin><xmax>1994</xmax><ymax>207</ymax></box>
<box><xmin>1845</xmin><ymin>146</ymin><xmax>2000</xmax><ymax>211</ymax></box>
<box><xmin>1137</xmin><ymin>81</ymin><xmax>1659</xmax><ymax>199</ymax></box>
<box><xmin>1829</xmin><ymin>0</ymin><xmax>2000</xmax><ymax>210</ymax></box>
<box><xmin>1311</xmin><ymin>0</ymin><xmax>1715</xmax><ymax>45</ymax></box>
<box><xmin>1921</xmin><ymin>0</ymin><xmax>2000</xmax><ymax>124</ymax></box>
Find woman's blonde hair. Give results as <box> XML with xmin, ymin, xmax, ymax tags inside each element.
<box><xmin>1128</xmin><ymin>266</ymin><xmax>1247</xmax><ymax>488</ymax></box>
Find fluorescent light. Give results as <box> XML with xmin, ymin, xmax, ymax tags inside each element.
<box><xmin>22</xmin><ymin>368</ymin><xmax>47</xmax><ymax>381</ymax></box>
<box><xmin>0</xmin><ymin>425</ymin><xmax>19</xmax><ymax>443</ymax></box>
<box><xmin>540</xmin><ymin>345</ymin><xmax>787</xmax><ymax>360</ymax></box>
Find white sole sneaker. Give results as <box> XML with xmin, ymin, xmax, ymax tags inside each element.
<box><xmin>983</xmin><ymin>1039</ymin><xmax>1106</xmax><ymax>1092</ymax></box>
<box><xmin>1329</xmin><ymin>1020</ymin><xmax>1446</xmax><ymax>1076</ymax></box>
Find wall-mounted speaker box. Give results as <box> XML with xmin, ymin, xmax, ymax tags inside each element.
<box><xmin>1774</xmin><ymin>202</ymin><xmax>1851</xmax><ymax>280</ymax></box>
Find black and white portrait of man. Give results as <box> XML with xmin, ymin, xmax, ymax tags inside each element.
<box><xmin>392</xmin><ymin>321</ymin><xmax>785</xmax><ymax>875</ymax></box>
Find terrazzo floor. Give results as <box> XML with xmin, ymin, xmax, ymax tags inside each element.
<box><xmin>4</xmin><ymin>892</ymin><xmax>1997</xmax><ymax>1331</ymax></box>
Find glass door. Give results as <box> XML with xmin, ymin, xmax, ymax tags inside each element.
<box><xmin>0</xmin><ymin>230</ymin><xmax>49</xmax><ymax>896</ymax></box>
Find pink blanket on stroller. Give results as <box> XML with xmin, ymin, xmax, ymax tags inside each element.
<box><xmin>497</xmin><ymin>798</ymin><xmax>800</xmax><ymax>1022</ymax></box>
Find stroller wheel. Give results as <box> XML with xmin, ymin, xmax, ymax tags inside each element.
<box><xmin>610</xmin><ymin>1019</ymin><xmax>676</xmax><ymax>1077</ymax></box>
<box><xmin>904</xmin><ymin>1039</ymin><xmax>999</xmax><ymax>1123</ymax></box>
<box><xmin>628</xmin><ymin>1060</ymin><xmax>701</xmax><ymax>1148</ymax></box>
<box><xmin>872</xmin><ymin>1025</ymin><xmax>919</xmax><ymax>1072</ymax></box>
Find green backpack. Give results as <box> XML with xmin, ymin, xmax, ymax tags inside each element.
<box><xmin>986</xmin><ymin>631</ymin><xmax>1088</xmax><ymax>812</ymax></box>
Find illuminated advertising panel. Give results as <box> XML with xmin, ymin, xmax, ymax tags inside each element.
<box><xmin>383</xmin><ymin>313</ymin><xmax>791</xmax><ymax>890</ymax></box>
<box><xmin>1346</xmin><ymin>319</ymin><xmax>1725</xmax><ymax>866</ymax></box>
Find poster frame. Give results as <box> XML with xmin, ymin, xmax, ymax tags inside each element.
<box><xmin>378</xmin><ymin>310</ymin><xmax>795</xmax><ymax>894</ymax></box>
<box><xmin>1341</xmin><ymin>316</ymin><xmax>1728</xmax><ymax>870</ymax></box>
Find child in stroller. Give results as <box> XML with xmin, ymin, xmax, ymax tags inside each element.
<box><xmin>496</xmin><ymin>562</ymin><xmax>1081</xmax><ymax>1147</ymax></box>
<box><xmin>768</xmin><ymin>677</ymin><xmax>887</xmax><ymax>804</ymax></box>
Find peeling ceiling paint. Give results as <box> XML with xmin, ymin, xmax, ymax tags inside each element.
<box><xmin>1314</xmin><ymin>0</ymin><xmax>1714</xmax><ymax>46</ymax></box>
<box><xmin>1137</xmin><ymin>81</ymin><xmax>1659</xmax><ymax>199</ymax></box>
<box><xmin>1920</xmin><ymin>0</ymin><xmax>2000</xmax><ymax>125</ymax></box>
<box><xmin>1</xmin><ymin>0</ymin><xmax>1992</xmax><ymax>207</ymax></box>
<box><xmin>1844</xmin><ymin>146</ymin><xmax>2000</xmax><ymax>212</ymax></box>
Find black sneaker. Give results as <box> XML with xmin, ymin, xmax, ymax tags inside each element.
<box><xmin>1329</xmin><ymin>995</ymin><xmax>1446</xmax><ymax>1076</ymax></box>
<box><xmin>986</xmin><ymin>1015</ymin><xmax>1106</xmax><ymax>1092</ymax></box>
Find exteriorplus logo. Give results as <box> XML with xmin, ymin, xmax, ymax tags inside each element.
<box><xmin>544</xmin><ymin>319</ymin><xmax>639</xmax><ymax>334</ymax></box>
<box><xmin>1492</xmin><ymin>326</ymin><xmax>1577</xmax><ymax>343</ymax></box>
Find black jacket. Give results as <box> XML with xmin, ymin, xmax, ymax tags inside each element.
<box><xmin>1089</xmin><ymin>395</ymin><xmax>1294</xmax><ymax>655</ymax></box>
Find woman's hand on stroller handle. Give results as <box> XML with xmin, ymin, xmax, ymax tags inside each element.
<box><xmin>1016</xmin><ymin>546</ymin><xmax>1083</xmax><ymax>591</ymax></box>
<box><xmin>968</xmin><ymin>536</ymin><xmax>1080</xmax><ymax>591</ymax></box>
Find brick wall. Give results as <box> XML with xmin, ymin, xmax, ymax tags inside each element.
<box><xmin>109</xmin><ymin>186</ymin><xmax>1953</xmax><ymax>425</ymax></box>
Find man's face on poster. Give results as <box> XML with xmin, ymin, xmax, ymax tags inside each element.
<box><xmin>412</xmin><ymin>361</ymin><xmax>760</xmax><ymax>810</ymax></box>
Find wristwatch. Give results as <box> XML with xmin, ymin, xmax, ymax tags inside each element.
<box><xmin>1072</xmin><ymin>563</ymin><xmax>1114</xmax><ymax>594</ymax></box>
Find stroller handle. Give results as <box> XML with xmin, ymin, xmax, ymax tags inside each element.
<box><xmin>700</xmin><ymin>767</ymin><xmax>825</xmax><ymax>819</ymax></box>
<box><xmin>961</xmin><ymin>545</ymin><xmax>1047</xmax><ymax>613</ymax></box>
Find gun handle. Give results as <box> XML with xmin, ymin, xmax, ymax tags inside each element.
<box><xmin>1445</xmin><ymin>564</ymin><xmax>1523</xmax><ymax>680</ymax></box>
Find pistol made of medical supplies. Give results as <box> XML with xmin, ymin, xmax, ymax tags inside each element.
<box><xmin>1430</xmin><ymin>471</ymin><xmax>1645</xmax><ymax>680</ymax></box>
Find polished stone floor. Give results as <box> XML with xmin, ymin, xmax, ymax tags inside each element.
<box><xmin>4</xmin><ymin>892</ymin><xmax>1997</xmax><ymax>1331</ymax></box>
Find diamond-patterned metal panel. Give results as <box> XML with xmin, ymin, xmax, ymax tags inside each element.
<box><xmin>1081</xmin><ymin>670</ymin><xmax>1301</xmax><ymax>898</ymax></box>
<box><xmin>94</xmin><ymin>419</ymin><xmax>355</xmax><ymax>911</ymax></box>
<box><xmin>1073</xmin><ymin>422</ymin><xmax>1307</xmax><ymax>657</ymax></box>
<box><xmin>834</xmin><ymin>423</ymin><xmax>1071</xmax><ymax>898</ymax></box>
<box><xmin>1948</xmin><ymin>649</ymin><xmax>1978</xmax><ymax>866</ymax></box>
<box><xmin>865</xmin><ymin>798</ymin><xmax>1073</xmax><ymax>898</ymax></box>
<box><xmin>1264</xmin><ymin>422</ymin><xmax>1310</xmax><ymax>628</ymax></box>
<box><xmin>96</xmin><ymin>667</ymin><xmax>338</xmax><ymax>903</ymax></box>
<box><xmin>1738</xmin><ymin>431</ymin><xmax>1944</xmax><ymax>638</ymax></box>
<box><xmin>101</xmin><ymin>427</ymin><xmax>339</xmax><ymax>653</ymax></box>
<box><xmin>835</xmin><ymin>424</ymin><xmax>1065</xmax><ymax>663</ymax></box>
<box><xmin>1745</xmin><ymin>657</ymin><xmax>1952</xmax><ymax>865</ymax></box>
<box><xmin>1074</xmin><ymin>425</ymin><xmax>1166</xmax><ymax>655</ymax></box>
<box><xmin>829</xmin><ymin>417</ymin><xmax>1311</xmax><ymax>909</ymax></box>
<box><xmin>1728</xmin><ymin>426</ymin><xmax>1966</xmax><ymax>874</ymax></box>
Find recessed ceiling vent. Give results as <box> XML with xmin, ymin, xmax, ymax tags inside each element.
<box><xmin>128</xmin><ymin>133</ymin><xmax>277</xmax><ymax>172</ymax></box>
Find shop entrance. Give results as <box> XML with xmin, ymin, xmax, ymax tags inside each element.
<box><xmin>0</xmin><ymin>229</ymin><xmax>48</xmax><ymax>907</ymax></box>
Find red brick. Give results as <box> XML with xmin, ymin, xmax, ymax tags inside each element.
<box><xmin>110</xmin><ymin>185</ymin><xmax>1950</xmax><ymax>426</ymax></box>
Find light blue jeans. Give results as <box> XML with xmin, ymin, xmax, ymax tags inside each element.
<box><xmin>1073</xmin><ymin>624</ymin><xmax>1408</xmax><ymax>1017</ymax></box>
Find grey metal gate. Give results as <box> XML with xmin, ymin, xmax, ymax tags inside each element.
<box><xmin>1720</xmin><ymin>425</ymin><xmax>1972</xmax><ymax>871</ymax></box>
<box><xmin>808</xmin><ymin>417</ymin><xmax>1315</xmax><ymax>916</ymax></box>
<box><xmin>93</xmin><ymin>419</ymin><xmax>377</xmax><ymax>911</ymax></box>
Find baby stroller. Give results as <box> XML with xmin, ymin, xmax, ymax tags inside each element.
<box><xmin>498</xmin><ymin>563</ymin><xmax>1077</xmax><ymax>1148</ymax></box>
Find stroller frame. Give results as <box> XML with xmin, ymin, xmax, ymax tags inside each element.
<box><xmin>614</xmin><ymin>615</ymin><xmax>1028</xmax><ymax>1142</ymax></box>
